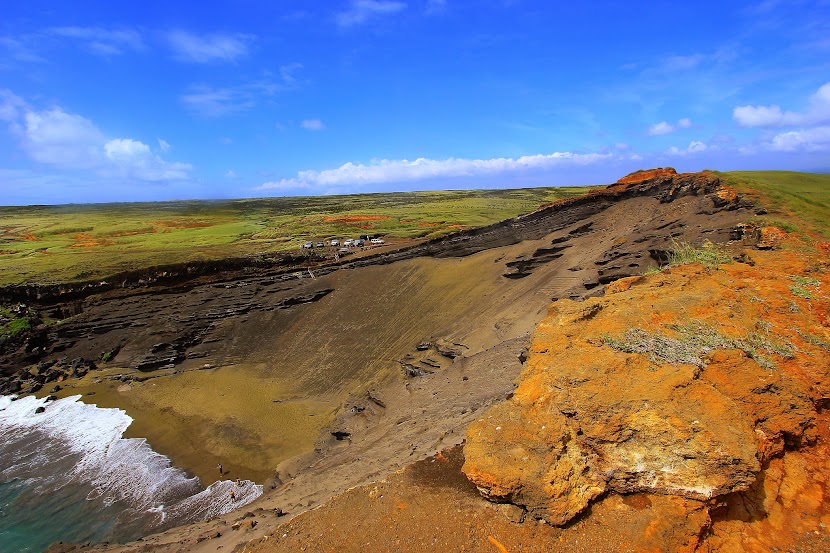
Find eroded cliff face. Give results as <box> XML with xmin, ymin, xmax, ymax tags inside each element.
<box><xmin>463</xmin><ymin>234</ymin><xmax>829</xmax><ymax>531</ymax></box>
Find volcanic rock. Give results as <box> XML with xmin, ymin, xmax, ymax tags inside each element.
<box><xmin>463</xmin><ymin>243</ymin><xmax>826</xmax><ymax>526</ymax></box>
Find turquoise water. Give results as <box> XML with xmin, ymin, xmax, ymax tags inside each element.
<box><xmin>0</xmin><ymin>477</ymin><xmax>124</xmax><ymax>552</ymax></box>
<box><xmin>0</xmin><ymin>395</ymin><xmax>263</xmax><ymax>552</ymax></box>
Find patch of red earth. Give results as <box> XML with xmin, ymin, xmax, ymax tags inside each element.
<box><xmin>68</xmin><ymin>233</ymin><xmax>114</xmax><ymax>249</ymax></box>
<box><xmin>417</xmin><ymin>221</ymin><xmax>443</xmax><ymax>227</ymax></box>
<box><xmin>614</xmin><ymin>167</ymin><xmax>678</xmax><ymax>185</ymax></box>
<box><xmin>100</xmin><ymin>228</ymin><xmax>158</xmax><ymax>238</ymax></box>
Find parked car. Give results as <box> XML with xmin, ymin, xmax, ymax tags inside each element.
<box><xmin>370</xmin><ymin>238</ymin><xmax>385</xmax><ymax>244</ymax></box>
<box><xmin>338</xmin><ymin>247</ymin><xmax>351</xmax><ymax>254</ymax></box>
<box><xmin>302</xmin><ymin>242</ymin><xmax>313</xmax><ymax>249</ymax></box>
<box><xmin>359</xmin><ymin>234</ymin><xmax>369</xmax><ymax>240</ymax></box>
<box><xmin>354</xmin><ymin>239</ymin><xmax>364</xmax><ymax>247</ymax></box>
<box><xmin>316</xmin><ymin>242</ymin><xmax>324</xmax><ymax>248</ymax></box>
<box><xmin>330</xmin><ymin>239</ymin><xmax>340</xmax><ymax>246</ymax></box>
<box><xmin>343</xmin><ymin>239</ymin><xmax>353</xmax><ymax>246</ymax></box>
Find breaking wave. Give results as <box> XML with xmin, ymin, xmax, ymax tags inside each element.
<box><xmin>0</xmin><ymin>395</ymin><xmax>262</xmax><ymax>551</ymax></box>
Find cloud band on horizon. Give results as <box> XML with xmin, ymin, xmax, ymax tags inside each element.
<box><xmin>256</xmin><ymin>151</ymin><xmax>632</xmax><ymax>192</ymax></box>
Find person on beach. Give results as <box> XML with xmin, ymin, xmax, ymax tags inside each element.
<box><xmin>218</xmin><ymin>463</ymin><xmax>223</xmax><ymax>476</ymax></box>
<box><xmin>230</xmin><ymin>490</ymin><xmax>236</xmax><ymax>501</ymax></box>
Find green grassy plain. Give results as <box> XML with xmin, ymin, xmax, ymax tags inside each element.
<box><xmin>722</xmin><ymin>171</ymin><xmax>830</xmax><ymax>238</ymax></box>
<box><xmin>0</xmin><ymin>187</ymin><xmax>592</xmax><ymax>285</ymax></box>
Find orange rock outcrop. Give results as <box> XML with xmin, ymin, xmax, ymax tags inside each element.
<box><xmin>463</xmin><ymin>232</ymin><xmax>829</xmax><ymax>533</ymax></box>
<box><xmin>615</xmin><ymin>167</ymin><xmax>677</xmax><ymax>185</ymax></box>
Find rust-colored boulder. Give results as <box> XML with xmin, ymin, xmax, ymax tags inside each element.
<box><xmin>463</xmin><ymin>240</ymin><xmax>827</xmax><ymax>526</ymax></box>
<box><xmin>615</xmin><ymin>167</ymin><xmax>677</xmax><ymax>185</ymax></box>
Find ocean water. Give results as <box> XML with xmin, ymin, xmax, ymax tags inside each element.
<box><xmin>0</xmin><ymin>395</ymin><xmax>262</xmax><ymax>553</ymax></box>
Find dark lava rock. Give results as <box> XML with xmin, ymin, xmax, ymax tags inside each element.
<box><xmin>434</xmin><ymin>339</ymin><xmax>465</xmax><ymax>359</ymax></box>
<box><xmin>403</xmin><ymin>364</ymin><xmax>432</xmax><ymax>378</ymax></box>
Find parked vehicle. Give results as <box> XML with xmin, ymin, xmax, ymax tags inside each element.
<box><xmin>330</xmin><ymin>239</ymin><xmax>340</xmax><ymax>246</ymax></box>
<box><xmin>370</xmin><ymin>238</ymin><xmax>385</xmax><ymax>244</ymax></box>
<box><xmin>302</xmin><ymin>242</ymin><xmax>313</xmax><ymax>249</ymax></box>
<box><xmin>354</xmin><ymin>239</ymin><xmax>364</xmax><ymax>247</ymax></box>
<box><xmin>338</xmin><ymin>247</ymin><xmax>350</xmax><ymax>254</ymax></box>
<box><xmin>343</xmin><ymin>239</ymin><xmax>353</xmax><ymax>246</ymax></box>
<box><xmin>359</xmin><ymin>234</ymin><xmax>369</xmax><ymax>241</ymax></box>
<box><xmin>316</xmin><ymin>242</ymin><xmax>324</xmax><ymax>248</ymax></box>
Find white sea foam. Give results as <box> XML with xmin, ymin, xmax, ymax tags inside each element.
<box><xmin>0</xmin><ymin>394</ymin><xmax>262</xmax><ymax>528</ymax></box>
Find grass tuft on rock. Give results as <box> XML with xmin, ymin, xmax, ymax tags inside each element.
<box><xmin>668</xmin><ymin>240</ymin><xmax>732</xmax><ymax>268</ymax></box>
<box><xmin>601</xmin><ymin>320</ymin><xmax>795</xmax><ymax>370</ymax></box>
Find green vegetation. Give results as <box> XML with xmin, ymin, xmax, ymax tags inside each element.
<box><xmin>789</xmin><ymin>275</ymin><xmax>821</xmax><ymax>287</ymax></box>
<box><xmin>601</xmin><ymin>320</ymin><xmax>795</xmax><ymax>371</ymax></box>
<box><xmin>790</xmin><ymin>285</ymin><xmax>815</xmax><ymax>299</ymax></box>
<box><xmin>0</xmin><ymin>307</ymin><xmax>31</xmax><ymax>343</ymax></box>
<box><xmin>0</xmin><ymin>186</ymin><xmax>593</xmax><ymax>285</ymax></box>
<box><xmin>722</xmin><ymin>171</ymin><xmax>830</xmax><ymax>237</ymax></box>
<box><xmin>667</xmin><ymin>240</ymin><xmax>732</xmax><ymax>268</ymax></box>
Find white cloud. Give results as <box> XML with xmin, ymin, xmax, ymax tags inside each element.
<box><xmin>733</xmin><ymin>82</ymin><xmax>830</xmax><ymax>127</ymax></box>
<box><xmin>648</xmin><ymin>118</ymin><xmax>692</xmax><ymax>136</ymax></box>
<box><xmin>181</xmin><ymin>85</ymin><xmax>257</xmax><ymax>117</ymax></box>
<box><xmin>301</xmin><ymin>118</ymin><xmax>325</xmax><ymax>131</ymax></box>
<box><xmin>733</xmin><ymin>104</ymin><xmax>790</xmax><ymax>127</ymax></box>
<box><xmin>2</xmin><ymin>96</ymin><xmax>191</xmax><ymax>181</ymax></box>
<box><xmin>257</xmin><ymin>151</ymin><xmax>613</xmax><ymax>191</ymax></box>
<box><xmin>767</xmin><ymin>126</ymin><xmax>830</xmax><ymax>152</ymax></box>
<box><xmin>0</xmin><ymin>89</ymin><xmax>26</xmax><ymax>121</ymax></box>
<box><xmin>49</xmin><ymin>27</ymin><xmax>144</xmax><ymax>56</ymax></box>
<box><xmin>648</xmin><ymin>122</ymin><xmax>674</xmax><ymax>136</ymax></box>
<box><xmin>0</xmin><ymin>36</ymin><xmax>45</xmax><ymax>63</ymax></box>
<box><xmin>668</xmin><ymin>141</ymin><xmax>709</xmax><ymax>155</ymax></box>
<box><xmin>687</xmin><ymin>140</ymin><xmax>708</xmax><ymax>153</ymax></box>
<box><xmin>104</xmin><ymin>138</ymin><xmax>150</xmax><ymax>161</ymax></box>
<box><xmin>337</xmin><ymin>0</ymin><xmax>407</xmax><ymax>27</ymax></box>
<box><xmin>180</xmin><ymin>71</ymin><xmax>297</xmax><ymax>117</ymax></box>
<box><xmin>22</xmin><ymin>108</ymin><xmax>105</xmax><ymax>168</ymax></box>
<box><xmin>158</xmin><ymin>138</ymin><xmax>171</xmax><ymax>152</ymax></box>
<box><xmin>166</xmin><ymin>30</ymin><xmax>253</xmax><ymax>63</ymax></box>
<box><xmin>102</xmin><ymin>138</ymin><xmax>192</xmax><ymax>181</ymax></box>
<box><xmin>225</xmin><ymin>170</ymin><xmax>237</xmax><ymax>178</ymax></box>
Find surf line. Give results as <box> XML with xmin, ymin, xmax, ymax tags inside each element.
<box><xmin>0</xmin><ymin>394</ymin><xmax>262</xmax><ymax>527</ymax></box>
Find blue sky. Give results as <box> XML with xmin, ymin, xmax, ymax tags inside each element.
<box><xmin>1</xmin><ymin>0</ymin><xmax>829</xmax><ymax>205</ymax></box>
